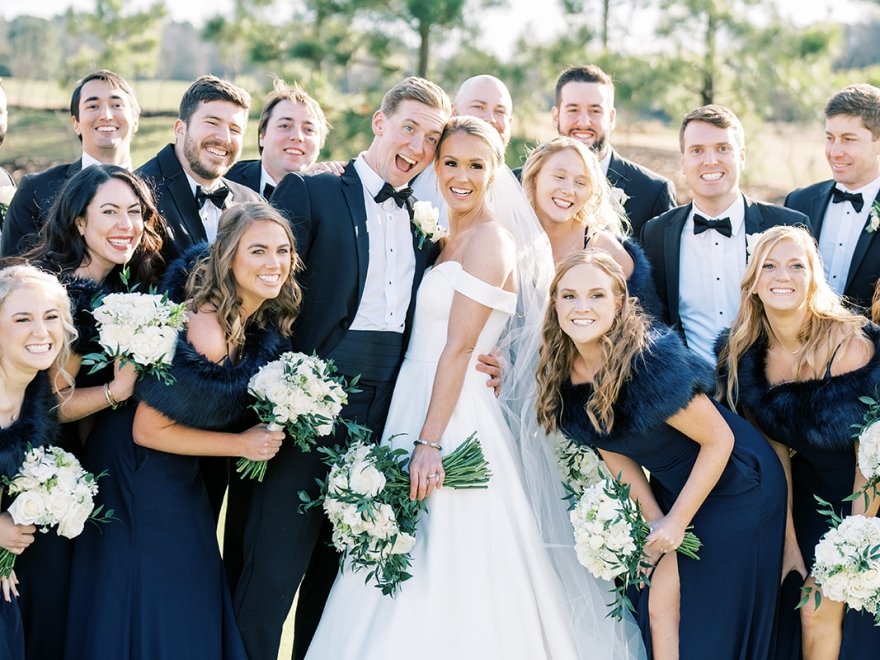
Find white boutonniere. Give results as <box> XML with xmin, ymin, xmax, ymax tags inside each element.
<box><xmin>0</xmin><ymin>185</ymin><xmax>15</xmax><ymax>214</ymax></box>
<box><xmin>745</xmin><ymin>231</ymin><xmax>764</xmax><ymax>263</ymax></box>
<box><xmin>411</xmin><ymin>201</ymin><xmax>448</xmax><ymax>249</ymax></box>
<box><xmin>609</xmin><ymin>186</ymin><xmax>629</xmax><ymax>207</ymax></box>
<box><xmin>866</xmin><ymin>201</ymin><xmax>880</xmax><ymax>233</ymax></box>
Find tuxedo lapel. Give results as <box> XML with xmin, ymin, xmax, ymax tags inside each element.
<box><xmin>606</xmin><ymin>150</ymin><xmax>624</xmax><ymax>188</ymax></box>
<box><xmin>743</xmin><ymin>195</ymin><xmax>771</xmax><ymax>235</ymax></box>
<box><xmin>159</xmin><ymin>146</ymin><xmax>206</xmax><ymax>244</ymax></box>
<box><xmin>809</xmin><ymin>181</ymin><xmax>835</xmax><ymax>238</ymax></box>
<box><xmin>663</xmin><ymin>205</ymin><xmax>690</xmax><ymax>329</ymax></box>
<box><xmin>340</xmin><ymin>166</ymin><xmax>369</xmax><ymax>304</ymax></box>
<box><xmin>845</xmin><ymin>188</ymin><xmax>880</xmax><ymax>292</ymax></box>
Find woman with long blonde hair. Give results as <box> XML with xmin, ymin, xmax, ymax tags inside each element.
<box><xmin>537</xmin><ymin>249</ymin><xmax>786</xmax><ymax>660</ymax></box>
<box><xmin>521</xmin><ymin>137</ymin><xmax>660</xmax><ymax>316</ymax></box>
<box><xmin>717</xmin><ymin>225</ymin><xmax>880</xmax><ymax>659</ymax></box>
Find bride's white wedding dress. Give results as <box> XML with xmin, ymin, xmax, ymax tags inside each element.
<box><xmin>305</xmin><ymin>261</ymin><xmax>642</xmax><ymax>660</ymax></box>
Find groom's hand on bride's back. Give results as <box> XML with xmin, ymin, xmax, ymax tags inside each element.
<box><xmin>476</xmin><ymin>351</ymin><xmax>502</xmax><ymax>397</ymax></box>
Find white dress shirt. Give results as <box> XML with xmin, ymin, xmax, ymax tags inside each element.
<box><xmin>259</xmin><ymin>165</ymin><xmax>278</xmax><ymax>199</ymax></box>
<box><xmin>818</xmin><ymin>175</ymin><xmax>880</xmax><ymax>295</ymax></box>
<box><xmin>679</xmin><ymin>195</ymin><xmax>747</xmax><ymax>364</ymax></box>
<box><xmin>350</xmin><ymin>154</ymin><xmax>416</xmax><ymax>333</ymax></box>
<box><xmin>81</xmin><ymin>151</ymin><xmax>132</xmax><ymax>171</ymax></box>
<box><xmin>185</xmin><ymin>173</ymin><xmax>232</xmax><ymax>244</ymax></box>
<box><xmin>598</xmin><ymin>149</ymin><xmax>612</xmax><ymax>176</ymax></box>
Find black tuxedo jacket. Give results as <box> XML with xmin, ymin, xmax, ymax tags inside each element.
<box><xmin>607</xmin><ymin>149</ymin><xmax>677</xmax><ymax>237</ymax></box>
<box><xmin>640</xmin><ymin>196</ymin><xmax>811</xmax><ymax>331</ymax></box>
<box><xmin>1</xmin><ymin>159</ymin><xmax>82</xmax><ymax>257</ymax></box>
<box><xmin>270</xmin><ymin>160</ymin><xmax>438</xmax><ymax>359</ymax></box>
<box><xmin>225</xmin><ymin>159</ymin><xmax>263</xmax><ymax>196</ymax></box>
<box><xmin>136</xmin><ymin>144</ymin><xmax>262</xmax><ymax>262</ymax></box>
<box><xmin>785</xmin><ymin>180</ymin><xmax>880</xmax><ymax>311</ymax></box>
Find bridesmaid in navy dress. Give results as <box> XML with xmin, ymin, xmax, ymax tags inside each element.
<box><xmin>123</xmin><ymin>202</ymin><xmax>299</xmax><ymax>659</ymax></box>
<box><xmin>10</xmin><ymin>165</ymin><xmax>164</xmax><ymax>660</ymax></box>
<box><xmin>717</xmin><ymin>225</ymin><xmax>880</xmax><ymax>659</ymax></box>
<box><xmin>521</xmin><ymin>137</ymin><xmax>661</xmax><ymax>317</ymax></box>
<box><xmin>536</xmin><ymin>250</ymin><xmax>786</xmax><ymax>660</ymax></box>
<box><xmin>0</xmin><ymin>266</ymin><xmax>76</xmax><ymax>660</ymax></box>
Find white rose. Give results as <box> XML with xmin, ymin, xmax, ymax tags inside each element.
<box><xmin>349</xmin><ymin>461</ymin><xmax>386</xmax><ymax>497</ymax></box>
<box><xmin>390</xmin><ymin>532</ymin><xmax>415</xmax><ymax>555</ymax></box>
<box><xmin>365</xmin><ymin>504</ymin><xmax>398</xmax><ymax>540</ymax></box>
<box><xmin>57</xmin><ymin>501</ymin><xmax>93</xmax><ymax>539</ymax></box>
<box><xmin>46</xmin><ymin>488</ymin><xmax>72</xmax><ymax>522</ymax></box>
<box><xmin>7</xmin><ymin>491</ymin><xmax>47</xmax><ymax>525</ymax></box>
<box><xmin>130</xmin><ymin>325</ymin><xmax>177</xmax><ymax>365</ymax></box>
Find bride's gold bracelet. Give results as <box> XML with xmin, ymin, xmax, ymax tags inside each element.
<box><xmin>413</xmin><ymin>439</ymin><xmax>442</xmax><ymax>451</ymax></box>
<box><xmin>103</xmin><ymin>382</ymin><xmax>121</xmax><ymax>409</ymax></box>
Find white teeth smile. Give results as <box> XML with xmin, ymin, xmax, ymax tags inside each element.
<box><xmin>258</xmin><ymin>274</ymin><xmax>280</xmax><ymax>284</ymax></box>
<box><xmin>701</xmin><ymin>172</ymin><xmax>723</xmax><ymax>181</ymax></box>
<box><xmin>26</xmin><ymin>344</ymin><xmax>51</xmax><ymax>354</ymax></box>
<box><xmin>108</xmin><ymin>238</ymin><xmax>132</xmax><ymax>247</ymax></box>
<box><xmin>96</xmin><ymin>126</ymin><xmax>117</xmax><ymax>133</ymax></box>
<box><xmin>450</xmin><ymin>187</ymin><xmax>471</xmax><ymax>196</ymax></box>
<box><xmin>552</xmin><ymin>197</ymin><xmax>573</xmax><ymax>209</ymax></box>
<box><xmin>571</xmin><ymin>319</ymin><xmax>594</xmax><ymax>326</ymax></box>
<box><xmin>285</xmin><ymin>148</ymin><xmax>305</xmax><ymax>156</ymax></box>
<box><xmin>206</xmin><ymin>147</ymin><xmax>228</xmax><ymax>157</ymax></box>
<box><xmin>770</xmin><ymin>287</ymin><xmax>794</xmax><ymax>294</ymax></box>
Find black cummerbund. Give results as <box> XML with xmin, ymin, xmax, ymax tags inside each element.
<box><xmin>326</xmin><ymin>330</ymin><xmax>404</xmax><ymax>382</ymax></box>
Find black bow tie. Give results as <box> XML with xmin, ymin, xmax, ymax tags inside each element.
<box><xmin>831</xmin><ymin>187</ymin><xmax>864</xmax><ymax>213</ymax></box>
<box><xmin>195</xmin><ymin>185</ymin><xmax>230</xmax><ymax>210</ymax></box>
<box><xmin>693</xmin><ymin>214</ymin><xmax>733</xmax><ymax>238</ymax></box>
<box><xmin>262</xmin><ymin>182</ymin><xmax>276</xmax><ymax>199</ymax></box>
<box><xmin>374</xmin><ymin>183</ymin><xmax>413</xmax><ymax>208</ymax></box>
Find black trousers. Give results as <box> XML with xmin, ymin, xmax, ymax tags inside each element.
<box><xmin>233</xmin><ymin>377</ymin><xmax>395</xmax><ymax>660</ymax></box>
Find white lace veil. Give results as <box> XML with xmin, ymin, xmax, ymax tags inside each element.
<box><xmin>487</xmin><ymin>166</ymin><xmax>646</xmax><ymax>659</ymax></box>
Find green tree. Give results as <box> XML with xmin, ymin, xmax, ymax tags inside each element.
<box><xmin>63</xmin><ymin>0</ymin><xmax>167</xmax><ymax>83</ymax></box>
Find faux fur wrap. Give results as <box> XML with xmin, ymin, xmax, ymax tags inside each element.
<box><xmin>137</xmin><ymin>247</ymin><xmax>287</xmax><ymax>431</ymax></box>
<box><xmin>559</xmin><ymin>326</ymin><xmax>714</xmax><ymax>446</ymax></box>
<box><xmin>158</xmin><ymin>242</ymin><xmax>210</xmax><ymax>303</ymax></box>
<box><xmin>0</xmin><ymin>371</ymin><xmax>59</xmax><ymax>479</ymax></box>
<box><xmin>621</xmin><ymin>236</ymin><xmax>662</xmax><ymax>320</ymax></box>
<box><xmin>718</xmin><ymin>323</ymin><xmax>880</xmax><ymax>451</ymax></box>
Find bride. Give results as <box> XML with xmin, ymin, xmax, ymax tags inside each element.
<box><xmin>305</xmin><ymin>116</ymin><xmax>644</xmax><ymax>659</ymax></box>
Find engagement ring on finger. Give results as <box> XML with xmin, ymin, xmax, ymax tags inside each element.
<box><xmin>427</xmin><ymin>473</ymin><xmax>439</xmax><ymax>480</ymax></box>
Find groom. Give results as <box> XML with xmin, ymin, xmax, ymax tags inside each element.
<box><xmin>235</xmin><ymin>77</ymin><xmax>452</xmax><ymax>660</ymax></box>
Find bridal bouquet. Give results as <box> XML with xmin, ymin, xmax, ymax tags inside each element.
<box><xmin>801</xmin><ymin>500</ymin><xmax>880</xmax><ymax>622</ymax></box>
<box><xmin>0</xmin><ymin>445</ymin><xmax>112</xmax><ymax>577</ymax></box>
<box><xmin>553</xmin><ymin>435</ymin><xmax>606</xmax><ymax>507</ymax></box>
<box><xmin>571</xmin><ymin>476</ymin><xmax>702</xmax><ymax>620</ymax></box>
<box><xmin>81</xmin><ymin>292</ymin><xmax>187</xmax><ymax>386</ymax></box>
<box><xmin>300</xmin><ymin>433</ymin><xmax>491</xmax><ymax>596</ymax></box>
<box><xmin>238</xmin><ymin>352</ymin><xmax>355</xmax><ymax>481</ymax></box>
<box><xmin>845</xmin><ymin>392</ymin><xmax>880</xmax><ymax>510</ymax></box>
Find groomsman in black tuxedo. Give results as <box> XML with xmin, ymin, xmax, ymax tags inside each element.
<box><xmin>136</xmin><ymin>75</ymin><xmax>262</xmax><ymax>263</ymax></box>
<box><xmin>1</xmin><ymin>70</ymin><xmax>139</xmax><ymax>256</ymax></box>
<box><xmin>641</xmin><ymin>104</ymin><xmax>809</xmax><ymax>363</ymax></box>
<box><xmin>551</xmin><ymin>64</ymin><xmax>676</xmax><ymax>236</ymax></box>
<box><xmin>236</xmin><ymin>77</ymin><xmax>452</xmax><ymax>660</ymax></box>
<box><xmin>0</xmin><ymin>80</ymin><xmax>14</xmax><ymax>228</ymax></box>
<box><xmin>785</xmin><ymin>84</ymin><xmax>880</xmax><ymax>312</ymax></box>
<box><xmin>226</xmin><ymin>79</ymin><xmax>344</xmax><ymax>197</ymax></box>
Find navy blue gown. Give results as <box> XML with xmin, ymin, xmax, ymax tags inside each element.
<box><xmin>559</xmin><ymin>328</ymin><xmax>786</xmax><ymax>660</ymax></box>
<box><xmin>14</xmin><ymin>274</ymin><xmax>110</xmax><ymax>660</ymax></box>
<box><xmin>0</xmin><ymin>373</ymin><xmax>59</xmax><ymax>660</ymax></box>
<box><xmin>722</xmin><ymin>323</ymin><xmax>880</xmax><ymax>659</ymax></box>
<box><xmin>64</xmin><ymin>256</ymin><xmax>286</xmax><ymax>659</ymax></box>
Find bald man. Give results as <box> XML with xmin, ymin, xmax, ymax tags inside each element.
<box><xmin>452</xmin><ymin>74</ymin><xmax>513</xmax><ymax>147</ymax></box>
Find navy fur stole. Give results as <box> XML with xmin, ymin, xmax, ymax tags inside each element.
<box><xmin>560</xmin><ymin>327</ymin><xmax>713</xmax><ymax>446</ymax></box>
<box><xmin>159</xmin><ymin>242</ymin><xmax>210</xmax><ymax>303</ymax></box>
<box><xmin>721</xmin><ymin>323</ymin><xmax>880</xmax><ymax>451</ymax></box>
<box><xmin>622</xmin><ymin>237</ymin><xmax>662</xmax><ymax>319</ymax></box>
<box><xmin>0</xmin><ymin>372</ymin><xmax>60</xmax><ymax>479</ymax></box>
<box><xmin>137</xmin><ymin>321</ymin><xmax>286</xmax><ymax>432</ymax></box>
<box><xmin>59</xmin><ymin>274</ymin><xmax>111</xmax><ymax>356</ymax></box>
